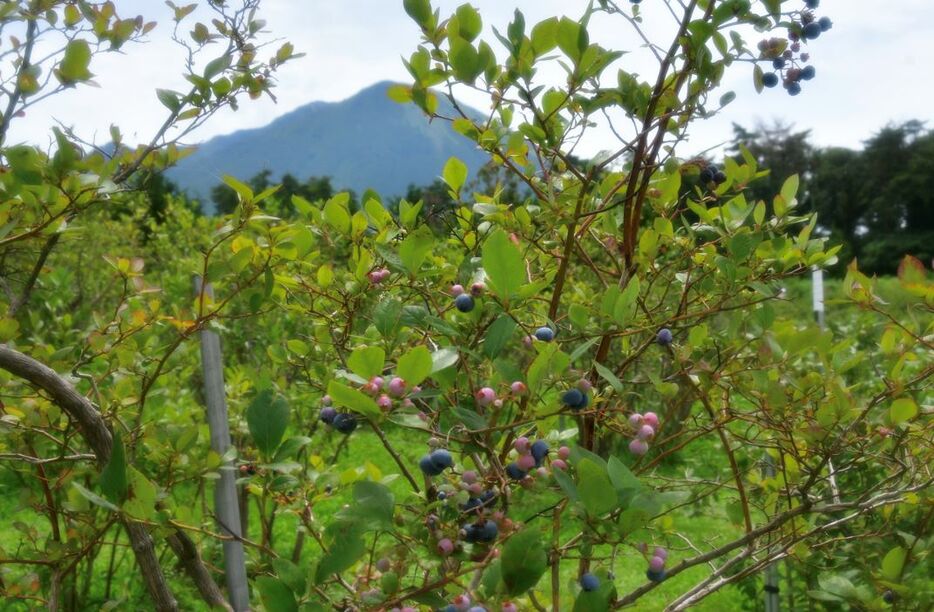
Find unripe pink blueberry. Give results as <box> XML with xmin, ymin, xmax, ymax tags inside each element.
<box><xmin>510</xmin><ymin>381</ymin><xmax>527</xmax><ymax>395</ymax></box>
<box><xmin>387</xmin><ymin>377</ymin><xmax>406</xmax><ymax>396</ymax></box>
<box><xmin>321</xmin><ymin>394</ymin><xmax>332</xmax><ymax>406</ymax></box>
<box><xmin>517</xmin><ymin>454</ymin><xmax>536</xmax><ymax>471</ymax></box>
<box><xmin>523</xmin><ymin>335</ymin><xmax>533</xmax><ymax>348</ymax></box>
<box><xmin>643</xmin><ymin>412</ymin><xmax>659</xmax><ymax>428</ymax></box>
<box><xmin>502</xmin><ymin>603</ymin><xmax>518</xmax><ymax>612</ymax></box>
<box><xmin>452</xmin><ymin>594</ymin><xmax>471</xmax><ymax>610</ymax></box>
<box><xmin>558</xmin><ymin>446</ymin><xmax>571</xmax><ymax>460</ymax></box>
<box><xmin>412</xmin><ymin>385</ymin><xmax>422</xmax><ymax>394</ymax></box>
<box><xmin>475</xmin><ymin>387</ymin><xmax>496</xmax><ymax>407</ymax></box>
<box><xmin>492</xmin><ymin>510</ymin><xmax>505</xmax><ymax>522</ymax></box>
<box><xmin>451</xmin><ymin>284</ymin><xmax>465</xmax><ymax>296</ymax></box>
<box><xmin>629</xmin><ymin>413</ymin><xmax>643</xmax><ymax>428</ymax></box>
<box><xmin>437</xmin><ymin>538</ymin><xmax>455</xmax><ymax>556</ymax></box>
<box><xmin>654</xmin><ymin>546</ymin><xmax>668</xmax><ymax>561</ymax></box>
<box><xmin>462</xmin><ymin>470</ymin><xmax>478</xmax><ymax>484</ymax></box>
<box><xmin>629</xmin><ymin>438</ymin><xmax>649</xmax><ymax>456</ymax></box>
<box><xmin>552</xmin><ymin>459</ymin><xmax>568</xmax><ymax>470</ymax></box>
<box><xmin>375</xmin><ymin>557</ymin><xmax>391</xmax><ymax>572</ymax></box>
<box><xmin>468</xmin><ymin>483</ymin><xmax>483</xmax><ymax>495</ymax></box>
<box><xmin>417</xmin><ymin>411</ymin><xmax>428</xmax><ymax>421</ymax></box>
<box><xmin>638</xmin><ymin>424</ymin><xmax>655</xmax><ymax>440</ymax></box>
<box><xmin>370</xmin><ymin>375</ymin><xmax>384</xmax><ymax>388</ymax></box>
<box><xmin>367</xmin><ymin>270</ymin><xmax>384</xmax><ymax>284</ymax></box>
<box><xmin>377</xmin><ymin>394</ymin><xmax>392</xmax><ymax>410</ymax></box>
<box><xmin>514</xmin><ymin>437</ymin><xmax>531</xmax><ymax>454</ymax></box>
<box><xmin>537</xmin><ymin>467</ymin><xmax>549</xmax><ymax>478</ymax></box>
<box><xmin>578</xmin><ymin>378</ymin><xmax>593</xmax><ymax>392</ymax></box>
<box><xmin>649</xmin><ymin>555</ymin><xmax>666</xmax><ymax>572</ymax></box>
<box><xmin>402</xmin><ymin>398</ymin><xmax>415</xmax><ymax>408</ymax></box>
<box><xmin>470</xmin><ymin>282</ymin><xmax>485</xmax><ymax>296</ymax></box>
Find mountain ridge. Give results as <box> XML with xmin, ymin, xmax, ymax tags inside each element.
<box><xmin>166</xmin><ymin>81</ymin><xmax>489</xmax><ymax>210</ymax></box>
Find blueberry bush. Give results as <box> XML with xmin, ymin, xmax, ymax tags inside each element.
<box><xmin>0</xmin><ymin>0</ymin><xmax>931</xmax><ymax>610</ymax></box>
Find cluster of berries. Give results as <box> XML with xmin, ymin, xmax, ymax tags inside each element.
<box><xmin>561</xmin><ymin>379</ymin><xmax>592</xmax><ymax>410</ymax></box>
<box><xmin>361</xmin><ymin>375</ymin><xmax>420</xmax><ymax>413</ymax></box>
<box><xmin>628</xmin><ymin>411</ymin><xmax>660</xmax><ymax>456</ymax></box>
<box><xmin>645</xmin><ymin>545</ymin><xmax>669</xmax><ymax>582</ymax></box>
<box><xmin>437</xmin><ymin>596</ymin><xmax>518</xmax><ymax>612</ymax></box>
<box><xmin>318</xmin><ymin>395</ymin><xmax>357</xmax><ymax>433</ymax></box>
<box><xmin>505</xmin><ymin>437</ymin><xmax>560</xmax><ymax>480</ymax></box>
<box><xmin>451</xmin><ymin>282</ymin><xmax>485</xmax><ymax>312</ymax></box>
<box><xmin>418</xmin><ymin>448</ymin><xmax>454</xmax><ymax>476</ymax></box>
<box><xmin>367</xmin><ymin>267</ymin><xmax>391</xmax><ymax>284</ymax></box>
<box><xmin>757</xmin><ymin>0</ymin><xmax>830</xmax><ymax>96</ymax></box>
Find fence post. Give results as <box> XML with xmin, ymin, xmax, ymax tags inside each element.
<box><xmin>194</xmin><ymin>277</ymin><xmax>250</xmax><ymax>611</ymax></box>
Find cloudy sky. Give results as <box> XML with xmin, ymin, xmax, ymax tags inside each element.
<box><xmin>8</xmin><ymin>0</ymin><xmax>933</xmax><ymax>159</ymax></box>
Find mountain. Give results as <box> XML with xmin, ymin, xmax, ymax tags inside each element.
<box><xmin>166</xmin><ymin>81</ymin><xmax>490</xmax><ymax>209</ymax></box>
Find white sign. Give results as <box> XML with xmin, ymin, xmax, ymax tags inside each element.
<box><xmin>812</xmin><ymin>267</ymin><xmax>825</xmax><ymax>313</ymax></box>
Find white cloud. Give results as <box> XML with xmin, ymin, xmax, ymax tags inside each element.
<box><xmin>6</xmin><ymin>0</ymin><xmax>933</xmax><ymax>158</ymax></box>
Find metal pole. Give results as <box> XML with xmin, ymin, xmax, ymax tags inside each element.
<box><xmin>194</xmin><ymin>278</ymin><xmax>250</xmax><ymax>611</ymax></box>
<box><xmin>812</xmin><ymin>267</ymin><xmax>841</xmax><ymax>504</ymax></box>
<box><xmin>763</xmin><ymin>454</ymin><xmax>781</xmax><ymax>612</ymax></box>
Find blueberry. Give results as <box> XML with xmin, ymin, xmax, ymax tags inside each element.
<box><xmin>699</xmin><ymin>167</ymin><xmax>714</xmax><ymax>183</ymax></box>
<box><xmin>461</xmin><ymin>497</ymin><xmax>482</xmax><ymax>513</ymax></box>
<box><xmin>429</xmin><ymin>449</ymin><xmax>454</xmax><ymax>470</ymax></box>
<box><xmin>762</xmin><ymin>72</ymin><xmax>779</xmax><ymax>88</ymax></box>
<box><xmin>505</xmin><ymin>462</ymin><xmax>527</xmax><ymax>480</ymax></box>
<box><xmin>534</xmin><ymin>326</ymin><xmax>555</xmax><ymax>342</ymax></box>
<box><xmin>478</xmin><ymin>520</ymin><xmax>498</xmax><ymax>542</ymax></box>
<box><xmin>454</xmin><ymin>294</ymin><xmax>475</xmax><ymax>313</ymax></box>
<box><xmin>802</xmin><ymin>22</ymin><xmax>822</xmax><ymax>39</ymax></box>
<box><xmin>646</xmin><ymin>568</ymin><xmax>667</xmax><ymax>582</ymax></box>
<box><xmin>801</xmin><ymin>65</ymin><xmax>815</xmax><ymax>80</ymax></box>
<box><xmin>787</xmin><ymin>82</ymin><xmax>802</xmax><ymax>96</ymax></box>
<box><xmin>319</xmin><ymin>406</ymin><xmax>337</xmax><ymax>424</ymax></box>
<box><xmin>561</xmin><ymin>388</ymin><xmax>586</xmax><ymax>409</ymax></box>
<box><xmin>772</xmin><ymin>58</ymin><xmax>785</xmax><ymax>69</ymax></box>
<box><xmin>419</xmin><ymin>454</ymin><xmax>444</xmax><ymax>476</ymax></box>
<box><xmin>656</xmin><ymin>328</ymin><xmax>673</xmax><ymax>346</ymax></box>
<box><xmin>713</xmin><ymin>170</ymin><xmax>727</xmax><ymax>184</ymax></box>
<box><xmin>818</xmin><ymin>16</ymin><xmax>832</xmax><ymax>31</ymax></box>
<box><xmin>332</xmin><ymin>413</ymin><xmax>357</xmax><ymax>434</ymax></box>
<box><xmin>882</xmin><ymin>590</ymin><xmax>895</xmax><ymax>604</ymax></box>
<box><xmin>479</xmin><ymin>490</ymin><xmax>496</xmax><ymax>503</ymax></box>
<box><xmin>530</xmin><ymin>440</ymin><xmax>549</xmax><ymax>467</ymax></box>
<box><xmin>580</xmin><ymin>573</ymin><xmax>600</xmax><ymax>591</ymax></box>
<box><xmin>805</xmin><ymin>0</ymin><xmax>819</xmax><ymax>7</ymax></box>
<box><xmin>437</xmin><ymin>491</ymin><xmax>447</xmax><ymax>500</ymax></box>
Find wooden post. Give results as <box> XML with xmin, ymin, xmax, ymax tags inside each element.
<box><xmin>194</xmin><ymin>278</ymin><xmax>250</xmax><ymax>612</ymax></box>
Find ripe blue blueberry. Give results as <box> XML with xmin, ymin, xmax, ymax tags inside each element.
<box><xmin>454</xmin><ymin>294</ymin><xmax>475</xmax><ymax>312</ymax></box>
<box><xmin>882</xmin><ymin>590</ymin><xmax>895</xmax><ymax>604</ymax></box>
<box><xmin>772</xmin><ymin>58</ymin><xmax>786</xmax><ymax>69</ymax></box>
<box><xmin>480</xmin><ymin>489</ymin><xmax>496</xmax><ymax>503</ymax></box>
<box><xmin>534</xmin><ymin>326</ymin><xmax>555</xmax><ymax>342</ymax></box>
<box><xmin>530</xmin><ymin>440</ymin><xmax>549</xmax><ymax>467</ymax></box>
<box><xmin>332</xmin><ymin>413</ymin><xmax>357</xmax><ymax>434</ymax></box>
<box><xmin>802</xmin><ymin>22</ymin><xmax>822</xmax><ymax>39</ymax></box>
<box><xmin>505</xmin><ymin>462</ymin><xmax>527</xmax><ymax>480</ymax></box>
<box><xmin>461</xmin><ymin>497</ymin><xmax>482</xmax><ymax>513</ymax></box>
<box><xmin>429</xmin><ymin>449</ymin><xmax>454</xmax><ymax>470</ymax></box>
<box><xmin>713</xmin><ymin>170</ymin><xmax>727</xmax><ymax>184</ymax></box>
<box><xmin>580</xmin><ymin>573</ymin><xmax>600</xmax><ymax>591</ymax></box>
<box><xmin>478</xmin><ymin>520</ymin><xmax>498</xmax><ymax>541</ymax></box>
<box><xmin>319</xmin><ymin>406</ymin><xmax>337</xmax><ymax>424</ymax></box>
<box><xmin>805</xmin><ymin>0</ymin><xmax>819</xmax><ymax>7</ymax></box>
<box><xmin>646</xmin><ymin>568</ymin><xmax>667</xmax><ymax>582</ymax></box>
<box><xmin>787</xmin><ymin>82</ymin><xmax>802</xmax><ymax>96</ymax></box>
<box><xmin>561</xmin><ymin>388</ymin><xmax>586</xmax><ymax>409</ymax></box>
<box><xmin>818</xmin><ymin>16</ymin><xmax>832</xmax><ymax>31</ymax></box>
<box><xmin>762</xmin><ymin>72</ymin><xmax>779</xmax><ymax>88</ymax></box>
<box><xmin>419</xmin><ymin>455</ymin><xmax>444</xmax><ymax>476</ymax></box>
<box><xmin>699</xmin><ymin>167</ymin><xmax>714</xmax><ymax>183</ymax></box>
<box><xmin>656</xmin><ymin>328</ymin><xmax>673</xmax><ymax>346</ymax></box>
<box><xmin>801</xmin><ymin>65</ymin><xmax>815</xmax><ymax>80</ymax></box>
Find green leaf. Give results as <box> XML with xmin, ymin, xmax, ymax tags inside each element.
<box><xmin>501</xmin><ymin>529</ymin><xmax>548</xmax><ymax>596</ymax></box>
<box><xmin>531</xmin><ymin>17</ymin><xmax>559</xmax><ymax>55</ymax></box>
<box><xmin>203</xmin><ymin>53</ymin><xmax>231</xmax><ymax>79</ymax></box>
<box><xmin>315</xmin><ymin>521</ymin><xmax>366</xmax><ymax>583</ymax></box>
<box><xmin>403</xmin><ymin>0</ymin><xmax>432</xmax><ymax>27</ymax></box>
<box><xmin>72</xmin><ymin>482</ymin><xmax>119</xmax><ymax>512</ymax></box>
<box><xmin>780</xmin><ymin>174</ymin><xmax>799</xmax><ymax>207</ymax></box>
<box><xmin>482</xmin><ymin>229</ymin><xmax>525</xmax><ymax>299</ymax></box>
<box><xmin>324</xmin><ymin>194</ymin><xmax>351</xmax><ymax>235</ymax></box>
<box><xmin>455</xmin><ymin>3</ymin><xmax>482</xmax><ymax>40</ymax></box>
<box><xmin>399</xmin><ymin>227</ymin><xmax>434</xmax><ymax>274</ymax></box>
<box><xmin>607</xmin><ymin>456</ymin><xmax>640</xmax><ymax>493</ymax></box>
<box><xmin>889</xmin><ymin>397</ymin><xmax>917</xmax><ymax>424</ymax></box>
<box><xmin>256</xmin><ymin>576</ymin><xmax>298</xmax><ymax>612</ymax></box>
<box><xmin>123</xmin><ymin>467</ymin><xmax>157</xmax><ymax>520</ymax></box>
<box><xmin>156</xmin><ymin>88</ymin><xmax>182</xmax><ymax>112</ymax></box>
<box><xmin>246</xmin><ymin>390</ymin><xmax>290</xmax><ymax>458</ymax></box>
<box><xmin>483</xmin><ymin>315</ymin><xmax>517</xmax><ymax>359</ymax></box>
<box><xmin>396</xmin><ymin>346</ymin><xmax>432</xmax><ymax>386</ymax></box>
<box><xmin>442</xmin><ymin>156</ymin><xmax>468</xmax><ymax>194</ymax></box>
<box><xmin>593</xmin><ymin>361</ymin><xmax>622</xmax><ymax>393</ymax></box>
<box><xmin>100</xmin><ymin>432</ymin><xmax>128</xmax><ymax>503</ymax></box>
<box><xmin>431</xmin><ymin>347</ymin><xmax>459</xmax><ymax>373</ymax></box>
<box><xmin>58</xmin><ymin>40</ymin><xmax>92</xmax><ymax>82</ymax></box>
<box><xmin>527</xmin><ymin>343</ymin><xmax>570</xmax><ymax>394</ymax></box>
<box><xmin>881</xmin><ymin>546</ymin><xmax>906</xmax><ymax>582</ymax></box>
<box><xmin>347</xmin><ymin>346</ymin><xmax>386</xmax><ymax>380</ymax></box>
<box><xmin>577</xmin><ymin>458</ymin><xmax>616</xmax><ymax>516</ymax></box>
<box><xmin>557</xmin><ymin>17</ymin><xmax>587</xmax><ymax>62</ymax></box>
<box><xmin>344</xmin><ymin>481</ymin><xmax>395</xmax><ymax>530</ymax></box>
<box><xmin>327</xmin><ymin>380</ymin><xmax>380</xmax><ymax>419</ymax></box>
<box><xmin>271</xmin><ymin>558</ymin><xmax>306</xmax><ymax>598</ymax></box>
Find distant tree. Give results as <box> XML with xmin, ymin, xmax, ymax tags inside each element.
<box><xmin>729</xmin><ymin>120</ymin><xmax>814</xmax><ymax>209</ymax></box>
<box><xmin>212</xmin><ymin>171</ymin><xmax>338</xmax><ymax>217</ymax></box>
